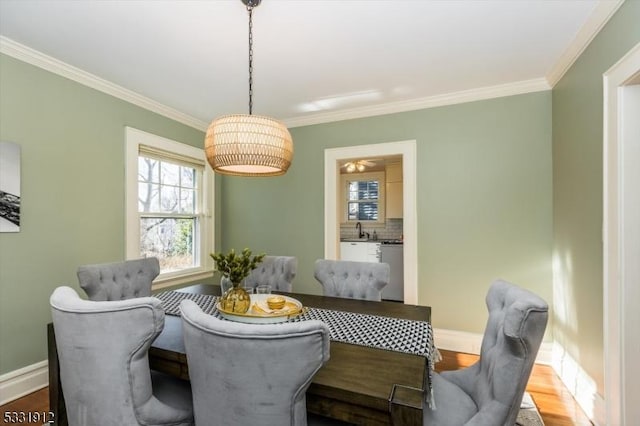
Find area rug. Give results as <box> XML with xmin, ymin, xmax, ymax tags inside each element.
<box><xmin>517</xmin><ymin>392</ymin><xmax>545</xmax><ymax>426</ymax></box>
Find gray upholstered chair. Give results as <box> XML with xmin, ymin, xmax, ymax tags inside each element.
<box><xmin>77</xmin><ymin>257</ymin><xmax>160</xmax><ymax>301</ymax></box>
<box><xmin>313</xmin><ymin>259</ymin><xmax>390</xmax><ymax>301</ymax></box>
<box><xmin>423</xmin><ymin>280</ymin><xmax>548</xmax><ymax>426</ymax></box>
<box><xmin>180</xmin><ymin>299</ymin><xmax>330</xmax><ymax>426</ymax></box>
<box><xmin>50</xmin><ymin>286</ymin><xmax>193</xmax><ymax>426</ymax></box>
<box><xmin>245</xmin><ymin>255</ymin><xmax>298</xmax><ymax>292</ymax></box>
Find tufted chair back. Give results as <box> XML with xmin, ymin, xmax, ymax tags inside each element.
<box><xmin>314</xmin><ymin>259</ymin><xmax>390</xmax><ymax>301</ymax></box>
<box><xmin>245</xmin><ymin>255</ymin><xmax>297</xmax><ymax>292</ymax></box>
<box><xmin>423</xmin><ymin>280</ymin><xmax>548</xmax><ymax>426</ymax></box>
<box><xmin>180</xmin><ymin>299</ymin><xmax>330</xmax><ymax>426</ymax></box>
<box><xmin>77</xmin><ymin>257</ymin><xmax>160</xmax><ymax>301</ymax></box>
<box><xmin>50</xmin><ymin>286</ymin><xmax>193</xmax><ymax>426</ymax></box>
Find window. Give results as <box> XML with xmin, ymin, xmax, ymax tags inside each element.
<box><xmin>341</xmin><ymin>171</ymin><xmax>385</xmax><ymax>223</ymax></box>
<box><xmin>348</xmin><ymin>180</ymin><xmax>379</xmax><ymax>220</ymax></box>
<box><xmin>126</xmin><ymin>127</ymin><xmax>214</xmax><ymax>288</ymax></box>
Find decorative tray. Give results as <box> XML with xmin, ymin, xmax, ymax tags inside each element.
<box><xmin>217</xmin><ymin>294</ymin><xmax>305</xmax><ymax>324</ymax></box>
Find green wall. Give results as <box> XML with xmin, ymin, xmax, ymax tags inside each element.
<box><xmin>12</xmin><ymin>2</ymin><xmax>638</xmax><ymax>384</ymax></box>
<box><xmin>552</xmin><ymin>0</ymin><xmax>640</xmax><ymax>395</ymax></box>
<box><xmin>221</xmin><ymin>91</ymin><xmax>553</xmax><ymax>334</ymax></box>
<box><xmin>0</xmin><ymin>54</ymin><xmax>214</xmax><ymax>375</ymax></box>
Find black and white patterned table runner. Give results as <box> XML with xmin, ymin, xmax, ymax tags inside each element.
<box><xmin>296</xmin><ymin>306</ymin><xmax>434</xmax><ymax>359</ymax></box>
<box><xmin>157</xmin><ymin>291</ymin><xmax>219</xmax><ymax>316</ymax></box>
<box><xmin>156</xmin><ymin>290</ymin><xmax>434</xmax><ymax>358</ymax></box>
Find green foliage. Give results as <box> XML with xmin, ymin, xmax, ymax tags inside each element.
<box><xmin>210</xmin><ymin>248</ymin><xmax>265</xmax><ymax>285</ymax></box>
<box><xmin>172</xmin><ymin>219</ymin><xmax>193</xmax><ymax>256</ymax></box>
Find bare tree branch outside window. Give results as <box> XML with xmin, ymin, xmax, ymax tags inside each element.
<box><xmin>137</xmin><ymin>155</ymin><xmax>199</xmax><ymax>273</ymax></box>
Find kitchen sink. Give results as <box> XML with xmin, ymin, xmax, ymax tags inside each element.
<box><xmin>340</xmin><ymin>238</ymin><xmax>371</xmax><ymax>242</ymax></box>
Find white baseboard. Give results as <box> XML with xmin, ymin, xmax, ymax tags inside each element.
<box><xmin>433</xmin><ymin>328</ymin><xmax>484</xmax><ymax>355</ymax></box>
<box><xmin>0</xmin><ymin>360</ymin><xmax>48</xmax><ymax>406</ymax></box>
<box><xmin>433</xmin><ymin>328</ymin><xmax>553</xmax><ymax>365</ymax></box>
<box><xmin>552</xmin><ymin>342</ymin><xmax>605</xmax><ymax>426</ymax></box>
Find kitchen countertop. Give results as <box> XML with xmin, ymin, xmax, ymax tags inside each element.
<box><xmin>340</xmin><ymin>239</ymin><xmax>403</xmax><ymax>245</ymax></box>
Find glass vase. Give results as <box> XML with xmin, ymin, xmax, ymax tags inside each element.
<box><xmin>220</xmin><ymin>278</ymin><xmax>251</xmax><ymax>313</ymax></box>
<box><xmin>220</xmin><ymin>276</ymin><xmax>233</xmax><ymax>297</ymax></box>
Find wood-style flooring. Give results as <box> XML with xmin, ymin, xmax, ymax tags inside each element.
<box><xmin>1</xmin><ymin>387</ymin><xmax>49</xmax><ymax>425</ymax></box>
<box><xmin>1</xmin><ymin>350</ymin><xmax>592</xmax><ymax>425</ymax></box>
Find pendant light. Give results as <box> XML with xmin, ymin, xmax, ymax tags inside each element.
<box><xmin>205</xmin><ymin>0</ymin><xmax>293</xmax><ymax>177</ymax></box>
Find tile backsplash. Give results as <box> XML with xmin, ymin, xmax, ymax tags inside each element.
<box><xmin>340</xmin><ymin>218</ymin><xmax>403</xmax><ymax>241</ymax></box>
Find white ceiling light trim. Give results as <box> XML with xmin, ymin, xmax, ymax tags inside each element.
<box><xmin>0</xmin><ymin>36</ymin><xmax>208</xmax><ymax>131</ymax></box>
<box><xmin>284</xmin><ymin>78</ymin><xmax>551</xmax><ymax>128</ymax></box>
<box><xmin>546</xmin><ymin>0</ymin><xmax>625</xmax><ymax>86</ymax></box>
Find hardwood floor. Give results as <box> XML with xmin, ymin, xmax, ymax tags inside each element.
<box><xmin>1</xmin><ymin>350</ymin><xmax>592</xmax><ymax>425</ymax></box>
<box><xmin>1</xmin><ymin>387</ymin><xmax>49</xmax><ymax>425</ymax></box>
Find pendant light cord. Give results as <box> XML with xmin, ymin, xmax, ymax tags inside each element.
<box><xmin>247</xmin><ymin>4</ymin><xmax>254</xmax><ymax>115</ymax></box>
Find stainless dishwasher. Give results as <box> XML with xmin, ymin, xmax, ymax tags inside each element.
<box><xmin>380</xmin><ymin>242</ymin><xmax>403</xmax><ymax>302</ymax></box>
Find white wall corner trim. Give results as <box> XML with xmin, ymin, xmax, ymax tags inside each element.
<box><xmin>546</xmin><ymin>0</ymin><xmax>625</xmax><ymax>87</ymax></box>
<box><xmin>552</xmin><ymin>342</ymin><xmax>605</xmax><ymax>426</ymax></box>
<box><xmin>286</xmin><ymin>78</ymin><xmax>550</xmax><ymax>128</ymax></box>
<box><xmin>0</xmin><ymin>360</ymin><xmax>48</xmax><ymax>406</ymax></box>
<box><xmin>603</xmin><ymin>41</ymin><xmax>640</xmax><ymax>426</ymax></box>
<box><xmin>432</xmin><ymin>328</ymin><xmax>552</xmax><ymax>366</ymax></box>
<box><xmin>0</xmin><ymin>36</ymin><xmax>208</xmax><ymax>131</ymax></box>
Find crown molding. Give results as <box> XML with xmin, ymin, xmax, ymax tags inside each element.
<box><xmin>3</xmin><ymin>0</ymin><xmax>619</xmax><ymax>134</ymax></box>
<box><xmin>0</xmin><ymin>36</ymin><xmax>208</xmax><ymax>131</ymax></box>
<box><xmin>283</xmin><ymin>78</ymin><xmax>551</xmax><ymax>128</ymax></box>
<box><xmin>546</xmin><ymin>0</ymin><xmax>625</xmax><ymax>87</ymax></box>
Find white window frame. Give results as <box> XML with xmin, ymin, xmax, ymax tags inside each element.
<box><xmin>125</xmin><ymin>127</ymin><xmax>214</xmax><ymax>289</ymax></box>
<box><xmin>340</xmin><ymin>171</ymin><xmax>386</xmax><ymax>225</ymax></box>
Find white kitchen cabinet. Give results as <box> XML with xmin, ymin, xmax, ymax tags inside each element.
<box><xmin>366</xmin><ymin>242</ymin><xmax>381</xmax><ymax>262</ymax></box>
<box><xmin>340</xmin><ymin>242</ymin><xmax>381</xmax><ymax>263</ymax></box>
<box><xmin>386</xmin><ymin>162</ymin><xmax>403</xmax><ymax>219</ymax></box>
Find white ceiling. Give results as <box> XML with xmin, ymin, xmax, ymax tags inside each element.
<box><xmin>0</xmin><ymin>0</ymin><xmax>622</xmax><ymax>130</ymax></box>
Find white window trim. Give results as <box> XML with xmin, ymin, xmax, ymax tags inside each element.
<box><xmin>340</xmin><ymin>171</ymin><xmax>386</xmax><ymax>225</ymax></box>
<box><xmin>125</xmin><ymin>127</ymin><xmax>214</xmax><ymax>289</ymax></box>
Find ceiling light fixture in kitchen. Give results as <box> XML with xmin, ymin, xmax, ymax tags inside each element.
<box><xmin>343</xmin><ymin>160</ymin><xmax>375</xmax><ymax>173</ymax></box>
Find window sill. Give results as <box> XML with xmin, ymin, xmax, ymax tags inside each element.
<box><xmin>152</xmin><ymin>269</ymin><xmax>214</xmax><ymax>291</ymax></box>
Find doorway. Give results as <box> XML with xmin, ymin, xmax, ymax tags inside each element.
<box><xmin>603</xmin><ymin>42</ymin><xmax>640</xmax><ymax>425</ymax></box>
<box><xmin>324</xmin><ymin>140</ymin><xmax>418</xmax><ymax>304</ymax></box>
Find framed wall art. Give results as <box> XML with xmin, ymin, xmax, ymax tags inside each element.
<box><xmin>0</xmin><ymin>142</ymin><xmax>21</xmax><ymax>232</ymax></box>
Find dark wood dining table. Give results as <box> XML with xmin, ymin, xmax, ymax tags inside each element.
<box><xmin>48</xmin><ymin>284</ymin><xmax>431</xmax><ymax>426</ymax></box>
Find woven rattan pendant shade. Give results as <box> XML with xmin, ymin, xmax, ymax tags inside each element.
<box><xmin>204</xmin><ymin>0</ymin><xmax>293</xmax><ymax>177</ymax></box>
<box><xmin>205</xmin><ymin>114</ymin><xmax>293</xmax><ymax>177</ymax></box>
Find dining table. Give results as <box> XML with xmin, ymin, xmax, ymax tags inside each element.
<box><xmin>47</xmin><ymin>283</ymin><xmax>433</xmax><ymax>426</ymax></box>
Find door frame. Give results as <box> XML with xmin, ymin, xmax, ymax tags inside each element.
<box><xmin>603</xmin><ymin>42</ymin><xmax>640</xmax><ymax>426</ymax></box>
<box><xmin>324</xmin><ymin>140</ymin><xmax>418</xmax><ymax>304</ymax></box>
